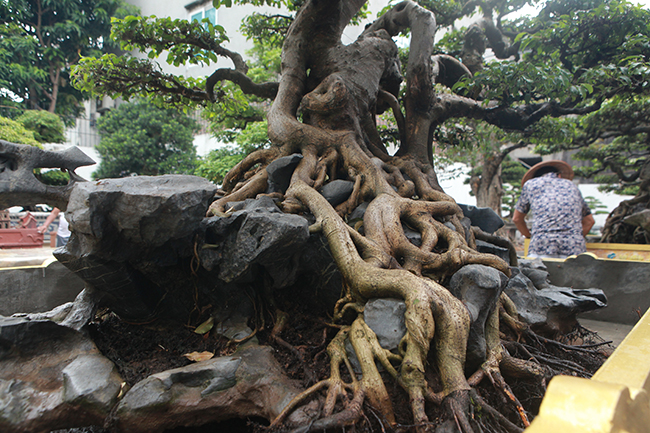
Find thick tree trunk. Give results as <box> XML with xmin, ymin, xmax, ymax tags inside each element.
<box><xmin>208</xmin><ymin>2</ymin><xmax>544</xmax><ymax>431</ymax></box>
<box><xmin>471</xmin><ymin>154</ymin><xmax>503</xmax><ymax>215</ymax></box>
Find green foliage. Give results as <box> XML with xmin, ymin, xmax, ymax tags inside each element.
<box><xmin>93</xmin><ymin>100</ymin><xmax>199</xmax><ymax>179</ymax></box>
<box><xmin>195</xmin><ymin>146</ymin><xmax>245</xmax><ymax>184</ymax></box>
<box><xmin>16</xmin><ymin>111</ymin><xmax>66</xmax><ymax>143</ymax></box>
<box><xmin>0</xmin><ymin>0</ymin><xmax>138</xmax><ymax>118</ymax></box>
<box><xmin>584</xmin><ymin>196</ymin><xmax>609</xmax><ymax>215</ymax></box>
<box><xmin>194</xmin><ymin>120</ymin><xmax>270</xmax><ymax>184</ymax></box>
<box><xmin>73</xmin><ymin>54</ymin><xmax>209</xmax><ymax>108</ymax></box>
<box><xmin>0</xmin><ymin>116</ymin><xmax>40</xmax><ymax>146</ymax></box>
<box><xmin>112</xmin><ymin>15</ymin><xmax>229</xmax><ymax>67</ymax></box>
<box><xmin>501</xmin><ymin>183</ymin><xmax>521</xmax><ymax>218</ymax></box>
<box><xmin>35</xmin><ymin>169</ymin><xmax>70</xmax><ymax>186</ymax></box>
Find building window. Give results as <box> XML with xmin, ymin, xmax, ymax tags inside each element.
<box><xmin>190</xmin><ymin>6</ymin><xmax>217</xmax><ymax>29</ymax></box>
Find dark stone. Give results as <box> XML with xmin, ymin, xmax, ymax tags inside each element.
<box><xmin>348</xmin><ymin>202</ymin><xmax>368</xmax><ymax>222</ymax></box>
<box><xmin>266</xmin><ymin>154</ymin><xmax>303</xmax><ymax>193</ymax></box>
<box><xmin>458</xmin><ymin>204</ymin><xmax>504</xmax><ymax>234</ymax></box>
<box><xmin>364</xmin><ymin>298</ymin><xmax>407</xmax><ymax>351</ymax></box>
<box><xmin>475</xmin><ymin>239</ymin><xmax>510</xmax><ymax>263</ymax></box>
<box><xmin>201</xmin><ymin>196</ymin><xmax>310</xmax><ymax>287</ymax></box>
<box><xmin>0</xmin><ymin>317</ymin><xmax>122</xmax><ymax>432</ymax></box>
<box><xmin>111</xmin><ymin>345</ymin><xmax>315</xmax><ymax>433</ymax></box>
<box><xmin>449</xmin><ymin>264</ymin><xmax>508</xmax><ymax>371</ymax></box>
<box><xmin>505</xmin><ymin>262</ymin><xmax>607</xmax><ymax>335</ymax></box>
<box><xmin>543</xmin><ymin>254</ymin><xmax>649</xmax><ymax>325</ymax></box>
<box><xmin>0</xmin><ymin>141</ymin><xmax>95</xmax><ymax>211</ymax></box>
<box><xmin>403</xmin><ymin>226</ymin><xmax>422</xmax><ymax>247</ymax></box>
<box><xmin>320</xmin><ymin>180</ymin><xmax>354</xmax><ymax>207</ymax></box>
<box><xmin>55</xmin><ymin>175</ymin><xmax>218</xmax><ymax>322</ymax></box>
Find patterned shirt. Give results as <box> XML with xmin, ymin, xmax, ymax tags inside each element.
<box><xmin>515</xmin><ymin>173</ymin><xmax>591</xmax><ymax>257</ymax></box>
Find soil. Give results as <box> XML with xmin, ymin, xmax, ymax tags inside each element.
<box><xmin>64</xmin><ymin>294</ymin><xmax>612</xmax><ymax>433</ymax></box>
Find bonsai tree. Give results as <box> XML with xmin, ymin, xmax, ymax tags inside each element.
<box><xmin>73</xmin><ymin>0</ymin><xmax>650</xmax><ymax>430</ymax></box>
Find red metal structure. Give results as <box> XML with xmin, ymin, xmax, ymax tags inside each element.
<box><xmin>0</xmin><ymin>211</ymin><xmax>44</xmax><ymax>248</ymax></box>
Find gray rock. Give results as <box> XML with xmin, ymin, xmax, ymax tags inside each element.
<box><xmin>475</xmin><ymin>239</ymin><xmax>510</xmax><ymax>263</ymax></box>
<box><xmin>63</xmin><ymin>354</ymin><xmax>122</xmax><ymax>409</ymax></box>
<box><xmin>348</xmin><ymin>202</ymin><xmax>368</xmax><ymax>222</ymax></box>
<box><xmin>14</xmin><ymin>288</ymin><xmax>100</xmax><ymax>332</ymax></box>
<box><xmin>458</xmin><ymin>204</ymin><xmax>504</xmax><ymax>234</ymax></box>
<box><xmin>320</xmin><ymin>180</ymin><xmax>354</xmax><ymax>207</ymax></box>
<box><xmin>0</xmin><ymin>317</ymin><xmax>121</xmax><ymax>432</ymax></box>
<box><xmin>202</xmin><ymin>196</ymin><xmax>310</xmax><ymax>287</ymax></box>
<box><xmin>505</xmin><ymin>265</ymin><xmax>607</xmax><ymax>335</ymax></box>
<box><xmin>544</xmin><ymin>254</ymin><xmax>650</xmax><ymax>325</ymax></box>
<box><xmin>403</xmin><ymin>226</ymin><xmax>422</xmax><ymax>247</ymax></box>
<box><xmin>111</xmin><ymin>345</ymin><xmax>315</xmax><ymax>433</ymax></box>
<box><xmin>364</xmin><ymin>298</ymin><xmax>407</xmax><ymax>351</ymax></box>
<box><xmin>266</xmin><ymin>153</ymin><xmax>303</xmax><ymax>193</ymax></box>
<box><xmin>65</xmin><ymin>174</ymin><xmax>217</xmax><ymax>250</ymax></box>
<box><xmin>55</xmin><ymin>175</ymin><xmax>218</xmax><ymax>322</ymax></box>
<box><xmin>60</xmin><ymin>288</ymin><xmax>99</xmax><ymax>331</ymax></box>
<box><xmin>449</xmin><ymin>264</ymin><xmax>508</xmax><ymax>371</ymax></box>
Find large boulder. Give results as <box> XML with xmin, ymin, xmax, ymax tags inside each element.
<box><xmin>505</xmin><ymin>259</ymin><xmax>607</xmax><ymax>335</ymax></box>
<box><xmin>449</xmin><ymin>264</ymin><xmax>508</xmax><ymax>371</ymax></box>
<box><xmin>110</xmin><ymin>345</ymin><xmax>314</xmax><ymax>433</ymax></box>
<box><xmin>0</xmin><ymin>316</ymin><xmax>122</xmax><ymax>433</ymax></box>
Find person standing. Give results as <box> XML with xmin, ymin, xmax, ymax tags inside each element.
<box><xmin>513</xmin><ymin>160</ymin><xmax>595</xmax><ymax>258</ymax></box>
<box><xmin>38</xmin><ymin>207</ymin><xmax>71</xmax><ymax>247</ymax></box>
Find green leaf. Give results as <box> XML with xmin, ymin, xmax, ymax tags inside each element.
<box><xmin>194</xmin><ymin>317</ymin><xmax>215</xmax><ymax>334</ymax></box>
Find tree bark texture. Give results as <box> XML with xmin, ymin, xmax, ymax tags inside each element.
<box><xmin>207</xmin><ymin>1</ymin><xmax>545</xmax><ymax>431</ymax></box>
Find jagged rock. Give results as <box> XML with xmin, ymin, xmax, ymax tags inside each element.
<box><xmin>449</xmin><ymin>264</ymin><xmax>508</xmax><ymax>371</ymax></box>
<box><xmin>56</xmin><ymin>175</ymin><xmax>218</xmax><ymax>322</ymax></box>
<box><xmin>0</xmin><ymin>317</ymin><xmax>122</xmax><ymax>433</ymax></box>
<box><xmin>458</xmin><ymin>204</ymin><xmax>504</xmax><ymax>234</ymax></box>
<box><xmin>62</xmin><ymin>354</ymin><xmax>123</xmax><ymax>411</ymax></box>
<box><xmin>320</xmin><ymin>180</ymin><xmax>354</xmax><ymax>207</ymax></box>
<box><xmin>110</xmin><ymin>345</ymin><xmax>314</xmax><ymax>433</ymax></box>
<box><xmin>9</xmin><ymin>288</ymin><xmax>97</xmax><ymax>332</ymax></box>
<box><xmin>66</xmin><ymin>175</ymin><xmax>217</xmax><ymax>252</ymax></box>
<box><xmin>60</xmin><ymin>289</ymin><xmax>99</xmax><ymax>331</ymax></box>
<box><xmin>475</xmin><ymin>239</ymin><xmax>510</xmax><ymax>263</ymax></box>
<box><xmin>364</xmin><ymin>298</ymin><xmax>407</xmax><ymax>351</ymax></box>
<box><xmin>201</xmin><ymin>196</ymin><xmax>310</xmax><ymax>287</ymax></box>
<box><xmin>544</xmin><ymin>254</ymin><xmax>650</xmax><ymax>325</ymax></box>
<box><xmin>505</xmin><ymin>261</ymin><xmax>607</xmax><ymax>335</ymax></box>
<box><xmin>266</xmin><ymin>154</ymin><xmax>303</xmax><ymax>193</ymax></box>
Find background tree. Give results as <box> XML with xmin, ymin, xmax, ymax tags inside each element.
<box><xmin>0</xmin><ymin>0</ymin><xmax>138</xmax><ymax>121</ymax></box>
<box><xmin>93</xmin><ymin>99</ymin><xmax>199</xmax><ymax>179</ymax></box>
<box><xmin>72</xmin><ymin>0</ymin><xmax>650</xmax><ymax>430</ymax></box>
<box><xmin>424</xmin><ymin>0</ymin><xmax>650</xmax><ymax>214</ymax></box>
<box><xmin>0</xmin><ymin>116</ymin><xmax>40</xmax><ymax>146</ymax></box>
<box><xmin>15</xmin><ymin>110</ymin><xmax>66</xmax><ymax>143</ymax></box>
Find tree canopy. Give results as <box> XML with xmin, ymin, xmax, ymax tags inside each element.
<box><xmin>93</xmin><ymin>99</ymin><xmax>199</xmax><ymax>179</ymax></box>
<box><xmin>0</xmin><ymin>0</ymin><xmax>138</xmax><ymax>120</ymax></box>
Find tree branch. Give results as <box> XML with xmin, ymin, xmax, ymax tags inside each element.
<box><xmin>206</xmin><ymin>69</ymin><xmax>278</xmax><ymax>101</ymax></box>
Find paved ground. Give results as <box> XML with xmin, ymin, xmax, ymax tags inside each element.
<box><xmin>0</xmin><ymin>246</ymin><xmax>56</xmax><ymax>268</ymax></box>
<box><xmin>579</xmin><ymin>318</ymin><xmax>634</xmax><ymax>347</ymax></box>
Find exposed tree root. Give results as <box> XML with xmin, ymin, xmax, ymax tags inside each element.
<box><xmin>202</xmin><ymin>2</ymin><xmax>603</xmax><ymax>431</ymax></box>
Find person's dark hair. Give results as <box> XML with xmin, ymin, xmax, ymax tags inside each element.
<box><xmin>532</xmin><ymin>166</ymin><xmax>559</xmax><ymax>178</ymax></box>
